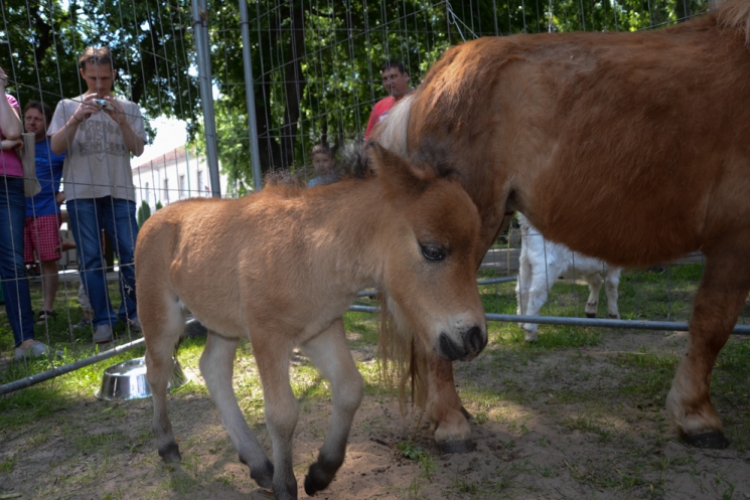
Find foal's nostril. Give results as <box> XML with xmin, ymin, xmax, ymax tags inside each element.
<box><xmin>465</xmin><ymin>326</ymin><xmax>486</xmax><ymax>354</ymax></box>
<box><xmin>439</xmin><ymin>333</ymin><xmax>461</xmax><ymax>361</ymax></box>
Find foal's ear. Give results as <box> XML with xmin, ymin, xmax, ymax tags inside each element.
<box><xmin>367</xmin><ymin>141</ymin><xmax>428</xmax><ymax>197</ymax></box>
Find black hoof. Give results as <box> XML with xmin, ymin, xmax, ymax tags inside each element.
<box><xmin>304</xmin><ymin>468</ymin><xmax>327</xmax><ymax>496</ymax></box>
<box><xmin>585</xmin><ymin>313</ymin><xmax>596</xmax><ymax>318</ymax></box>
<box><xmin>304</xmin><ymin>457</ymin><xmax>341</xmax><ymax>496</ymax></box>
<box><xmin>158</xmin><ymin>441</ymin><xmax>182</xmax><ymax>463</ymax></box>
<box><xmin>683</xmin><ymin>431</ymin><xmax>730</xmax><ymax>449</ymax></box>
<box><xmin>246</xmin><ymin>458</ymin><xmax>274</xmax><ymax>490</ymax></box>
<box><xmin>438</xmin><ymin>439</ymin><xmax>476</xmax><ymax>454</ymax></box>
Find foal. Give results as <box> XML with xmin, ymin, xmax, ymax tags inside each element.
<box><xmin>136</xmin><ymin>143</ymin><xmax>487</xmax><ymax>500</ymax></box>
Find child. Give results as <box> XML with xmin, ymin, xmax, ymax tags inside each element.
<box><xmin>308</xmin><ymin>144</ymin><xmax>336</xmax><ymax>186</ymax></box>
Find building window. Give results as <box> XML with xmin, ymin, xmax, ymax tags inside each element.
<box><xmin>197</xmin><ymin>170</ymin><xmax>204</xmax><ymax>197</ymax></box>
<box><xmin>179</xmin><ymin>175</ymin><xmax>186</xmax><ymax>198</ymax></box>
<box><xmin>163</xmin><ymin>178</ymin><xmax>169</xmax><ymax>204</ymax></box>
<box><xmin>145</xmin><ymin>182</ymin><xmax>150</xmax><ymax>204</ymax></box>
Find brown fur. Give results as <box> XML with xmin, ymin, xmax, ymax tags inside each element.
<box><xmin>373</xmin><ymin>1</ymin><xmax>750</xmax><ymax>448</ymax></box>
<box><xmin>137</xmin><ymin>143</ymin><xmax>487</xmax><ymax>498</ymax></box>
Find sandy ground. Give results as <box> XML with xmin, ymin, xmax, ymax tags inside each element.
<box><xmin>2</xmin><ymin>329</ymin><xmax>750</xmax><ymax>500</ymax></box>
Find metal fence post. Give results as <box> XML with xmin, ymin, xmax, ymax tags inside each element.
<box><xmin>239</xmin><ymin>0</ymin><xmax>264</xmax><ymax>192</ymax></box>
<box><xmin>192</xmin><ymin>0</ymin><xmax>222</xmax><ymax>198</ymax></box>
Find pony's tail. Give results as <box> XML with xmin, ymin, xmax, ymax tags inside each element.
<box><xmin>377</xmin><ymin>292</ymin><xmax>429</xmax><ymax>416</ymax></box>
<box><xmin>371</xmin><ymin>94</ymin><xmax>414</xmax><ymax>157</ymax></box>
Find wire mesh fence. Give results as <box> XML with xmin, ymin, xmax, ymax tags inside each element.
<box><xmin>2</xmin><ymin>0</ymin><xmax>734</xmax><ymax>393</ymax></box>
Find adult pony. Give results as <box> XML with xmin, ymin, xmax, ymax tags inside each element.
<box><xmin>136</xmin><ymin>143</ymin><xmax>487</xmax><ymax>500</ymax></box>
<box><xmin>373</xmin><ymin>0</ymin><xmax>750</xmax><ymax>450</ymax></box>
<box><xmin>516</xmin><ymin>212</ymin><xmax>622</xmax><ymax>342</ymax></box>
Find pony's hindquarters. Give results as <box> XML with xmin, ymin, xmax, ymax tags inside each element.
<box><xmin>136</xmin><ymin>215</ymin><xmax>187</xmax><ymax>463</ymax></box>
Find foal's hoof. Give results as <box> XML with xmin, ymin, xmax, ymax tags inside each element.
<box><xmin>683</xmin><ymin>431</ymin><xmax>730</xmax><ymax>449</ymax></box>
<box><xmin>585</xmin><ymin>312</ymin><xmax>596</xmax><ymax>318</ymax></box>
<box><xmin>304</xmin><ymin>466</ymin><xmax>329</xmax><ymax>496</ymax></box>
<box><xmin>304</xmin><ymin>457</ymin><xmax>342</xmax><ymax>496</ymax></box>
<box><xmin>246</xmin><ymin>458</ymin><xmax>274</xmax><ymax>490</ymax></box>
<box><xmin>438</xmin><ymin>439</ymin><xmax>476</xmax><ymax>454</ymax></box>
<box><xmin>158</xmin><ymin>442</ymin><xmax>182</xmax><ymax>463</ymax></box>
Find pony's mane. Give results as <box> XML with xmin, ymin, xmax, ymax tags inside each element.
<box><xmin>372</xmin><ymin>94</ymin><xmax>413</xmax><ymax>157</ymax></box>
<box><xmin>717</xmin><ymin>0</ymin><xmax>750</xmax><ymax>45</ymax></box>
<box><xmin>339</xmin><ymin>139</ymin><xmax>464</xmax><ymax>183</ymax></box>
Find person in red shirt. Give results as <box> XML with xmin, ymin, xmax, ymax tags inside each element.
<box><xmin>364</xmin><ymin>61</ymin><xmax>413</xmax><ymax>139</ymax></box>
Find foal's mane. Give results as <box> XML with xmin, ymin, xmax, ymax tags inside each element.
<box><xmin>717</xmin><ymin>0</ymin><xmax>750</xmax><ymax>45</ymax></box>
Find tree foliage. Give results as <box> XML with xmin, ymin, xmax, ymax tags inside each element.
<box><xmin>0</xmin><ymin>0</ymin><xmax>198</xmax><ymax>142</ymax></box>
<box><xmin>1</xmin><ymin>0</ymin><xmax>709</xmax><ymax>189</ymax></box>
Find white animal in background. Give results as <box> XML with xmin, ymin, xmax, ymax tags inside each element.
<box><xmin>515</xmin><ymin>213</ymin><xmax>622</xmax><ymax>342</ymax></box>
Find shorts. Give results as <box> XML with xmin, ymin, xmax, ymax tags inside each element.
<box><xmin>24</xmin><ymin>214</ymin><xmax>62</xmax><ymax>263</ymax></box>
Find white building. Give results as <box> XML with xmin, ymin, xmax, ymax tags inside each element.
<box><xmin>131</xmin><ymin>146</ymin><xmax>230</xmax><ymax>211</ymax></box>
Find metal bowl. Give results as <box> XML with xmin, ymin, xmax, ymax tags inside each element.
<box><xmin>95</xmin><ymin>356</ymin><xmax>188</xmax><ymax>401</ymax></box>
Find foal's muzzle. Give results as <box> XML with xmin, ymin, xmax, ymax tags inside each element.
<box><xmin>438</xmin><ymin>326</ymin><xmax>487</xmax><ymax>361</ymax></box>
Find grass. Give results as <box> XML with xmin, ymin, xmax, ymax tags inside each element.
<box><xmin>2</xmin><ymin>261</ymin><xmax>750</xmax><ymax>498</ymax></box>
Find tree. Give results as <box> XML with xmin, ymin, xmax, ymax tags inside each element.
<box><xmin>1</xmin><ymin>0</ymin><xmax>710</xmax><ymax>189</ymax></box>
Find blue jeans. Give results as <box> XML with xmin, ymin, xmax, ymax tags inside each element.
<box><xmin>67</xmin><ymin>197</ymin><xmax>139</xmax><ymax>328</ymax></box>
<box><xmin>0</xmin><ymin>176</ymin><xmax>35</xmax><ymax>346</ymax></box>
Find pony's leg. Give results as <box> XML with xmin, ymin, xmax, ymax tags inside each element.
<box><xmin>515</xmin><ymin>246</ymin><xmax>531</xmax><ymax>329</ymax></box>
<box><xmin>522</xmin><ymin>260</ymin><xmax>561</xmax><ymax>341</ymax></box>
<box><xmin>301</xmin><ymin>318</ymin><xmax>363</xmax><ymax>496</ymax></box>
<box><xmin>199</xmin><ymin>333</ymin><xmax>274</xmax><ymax>489</ymax></box>
<box><xmin>143</xmin><ymin>288</ymin><xmax>185</xmax><ymax>463</ymax></box>
<box><xmin>604</xmin><ymin>268</ymin><xmax>621</xmax><ymax>319</ymax></box>
<box><xmin>253</xmin><ymin>335</ymin><xmax>299</xmax><ymax>500</ymax></box>
<box><xmin>583</xmin><ymin>272</ymin><xmax>603</xmax><ymax>318</ymax></box>
<box><xmin>425</xmin><ymin>356</ymin><xmax>473</xmax><ymax>453</ymax></box>
<box><xmin>666</xmin><ymin>246</ymin><xmax>750</xmax><ymax>449</ymax></box>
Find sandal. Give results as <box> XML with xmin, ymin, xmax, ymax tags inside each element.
<box><xmin>37</xmin><ymin>310</ymin><xmax>57</xmax><ymax>324</ymax></box>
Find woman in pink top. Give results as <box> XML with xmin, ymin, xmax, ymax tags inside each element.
<box><xmin>0</xmin><ymin>65</ymin><xmax>50</xmax><ymax>360</ymax></box>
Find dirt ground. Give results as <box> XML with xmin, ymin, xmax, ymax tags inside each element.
<box><xmin>2</xmin><ymin>328</ymin><xmax>750</xmax><ymax>500</ymax></box>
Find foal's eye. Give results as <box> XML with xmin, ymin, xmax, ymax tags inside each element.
<box><xmin>420</xmin><ymin>243</ymin><xmax>447</xmax><ymax>262</ymax></box>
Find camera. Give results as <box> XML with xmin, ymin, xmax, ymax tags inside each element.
<box><xmin>94</xmin><ymin>98</ymin><xmax>113</xmax><ymax>111</ymax></box>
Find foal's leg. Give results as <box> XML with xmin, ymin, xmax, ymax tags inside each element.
<box><xmin>300</xmin><ymin>318</ymin><xmax>363</xmax><ymax>495</ymax></box>
<box><xmin>143</xmin><ymin>292</ymin><xmax>185</xmax><ymax>463</ymax></box>
<box><xmin>666</xmin><ymin>246</ymin><xmax>750</xmax><ymax>448</ymax></box>
<box><xmin>199</xmin><ymin>333</ymin><xmax>274</xmax><ymax>489</ymax></box>
<box><xmin>425</xmin><ymin>356</ymin><xmax>473</xmax><ymax>452</ymax></box>
<box><xmin>253</xmin><ymin>334</ymin><xmax>299</xmax><ymax>500</ymax></box>
<box><xmin>604</xmin><ymin>268</ymin><xmax>621</xmax><ymax>319</ymax></box>
<box><xmin>583</xmin><ymin>272</ymin><xmax>603</xmax><ymax>318</ymax></box>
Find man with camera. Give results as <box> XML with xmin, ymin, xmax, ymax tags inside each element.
<box><xmin>49</xmin><ymin>46</ymin><xmax>146</xmax><ymax>344</ymax></box>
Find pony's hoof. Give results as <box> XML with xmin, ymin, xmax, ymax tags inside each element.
<box><xmin>683</xmin><ymin>432</ymin><xmax>730</xmax><ymax>449</ymax></box>
<box><xmin>158</xmin><ymin>442</ymin><xmax>182</xmax><ymax>463</ymax></box>
<box><xmin>585</xmin><ymin>312</ymin><xmax>596</xmax><ymax>318</ymax></box>
<box><xmin>438</xmin><ymin>439</ymin><xmax>476</xmax><ymax>454</ymax></box>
